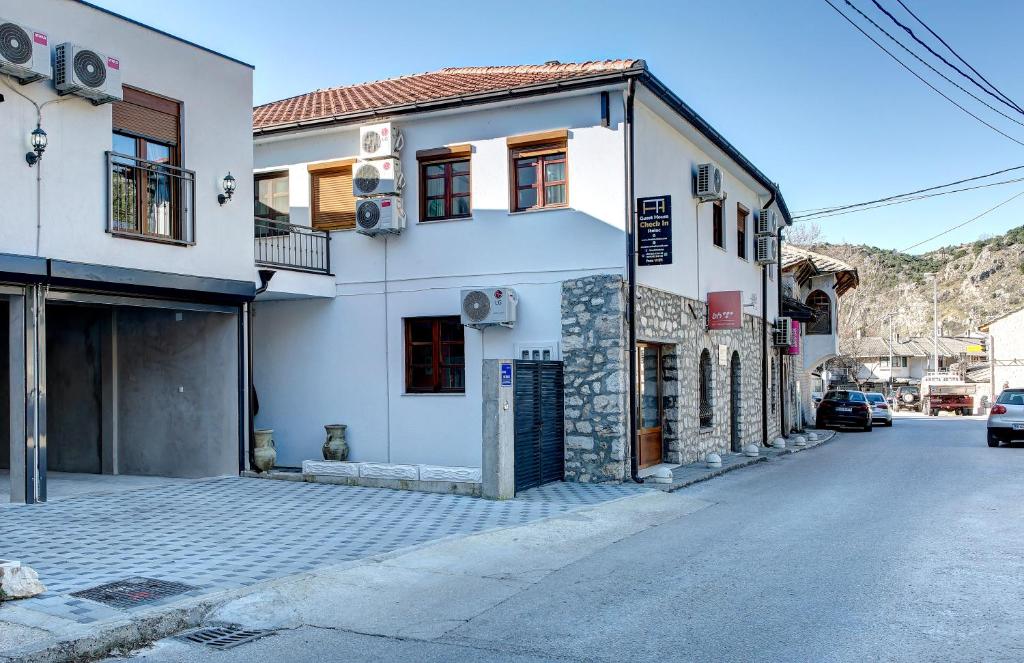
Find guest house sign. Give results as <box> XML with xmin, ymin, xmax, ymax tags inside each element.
<box><xmin>637</xmin><ymin>196</ymin><xmax>672</xmax><ymax>266</ymax></box>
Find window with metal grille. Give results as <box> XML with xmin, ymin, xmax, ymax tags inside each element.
<box><xmin>712</xmin><ymin>201</ymin><xmax>725</xmax><ymax>249</ymax></box>
<box><xmin>806</xmin><ymin>290</ymin><xmax>832</xmax><ymax>335</ymax></box>
<box><xmin>737</xmin><ymin>204</ymin><xmax>748</xmax><ymax>259</ymax></box>
<box><xmin>699</xmin><ymin>349</ymin><xmax>713</xmax><ymax>428</ymax></box>
<box><xmin>405</xmin><ymin>316</ymin><xmax>465</xmax><ymax>393</ymax></box>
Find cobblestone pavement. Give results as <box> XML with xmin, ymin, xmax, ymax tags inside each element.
<box><xmin>1</xmin><ymin>478</ymin><xmax>645</xmax><ymax>625</ymax></box>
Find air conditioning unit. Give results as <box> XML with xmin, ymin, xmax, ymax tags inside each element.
<box><xmin>773</xmin><ymin>317</ymin><xmax>794</xmax><ymax>347</ymax></box>
<box><xmin>359</xmin><ymin>122</ymin><xmax>403</xmax><ymax>160</ymax></box>
<box><xmin>696</xmin><ymin>163</ymin><xmax>724</xmax><ymax>201</ymax></box>
<box><xmin>54</xmin><ymin>42</ymin><xmax>122</xmax><ymax>105</ymax></box>
<box><xmin>755</xmin><ymin>235</ymin><xmax>777</xmax><ymax>264</ymax></box>
<box><xmin>355</xmin><ymin>196</ymin><xmax>405</xmax><ymax>236</ymax></box>
<box><xmin>352</xmin><ymin>158</ymin><xmax>403</xmax><ymax>197</ymax></box>
<box><xmin>755</xmin><ymin>209</ymin><xmax>778</xmax><ymax>236</ymax></box>
<box><xmin>461</xmin><ymin>287</ymin><xmax>518</xmax><ymax>329</ymax></box>
<box><xmin>0</xmin><ymin>19</ymin><xmax>50</xmax><ymax>83</ymax></box>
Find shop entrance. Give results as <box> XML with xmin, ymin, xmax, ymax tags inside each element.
<box><xmin>637</xmin><ymin>343</ymin><xmax>665</xmax><ymax>469</ymax></box>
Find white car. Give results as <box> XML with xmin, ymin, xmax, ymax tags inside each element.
<box><xmin>865</xmin><ymin>392</ymin><xmax>893</xmax><ymax>426</ymax></box>
<box><xmin>988</xmin><ymin>388</ymin><xmax>1024</xmax><ymax>447</ymax></box>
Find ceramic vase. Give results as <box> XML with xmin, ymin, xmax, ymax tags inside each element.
<box><xmin>322</xmin><ymin>424</ymin><xmax>349</xmax><ymax>461</ymax></box>
<box><xmin>253</xmin><ymin>428</ymin><xmax>276</xmax><ymax>472</ymax></box>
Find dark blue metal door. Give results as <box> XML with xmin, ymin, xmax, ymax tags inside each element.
<box><xmin>514</xmin><ymin>360</ymin><xmax>564</xmax><ymax>493</ymax></box>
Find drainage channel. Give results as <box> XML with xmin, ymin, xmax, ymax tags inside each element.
<box><xmin>175</xmin><ymin>623</ymin><xmax>275</xmax><ymax>651</ymax></box>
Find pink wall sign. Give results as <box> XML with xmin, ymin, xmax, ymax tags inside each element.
<box><xmin>786</xmin><ymin>319</ymin><xmax>801</xmax><ymax>355</ymax></box>
<box><xmin>707</xmin><ymin>291</ymin><xmax>742</xmax><ymax>330</ymax></box>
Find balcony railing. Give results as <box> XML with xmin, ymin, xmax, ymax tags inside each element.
<box><xmin>107</xmin><ymin>151</ymin><xmax>195</xmax><ymax>245</ymax></box>
<box><xmin>254</xmin><ymin>217</ymin><xmax>331</xmax><ymax>274</ymax></box>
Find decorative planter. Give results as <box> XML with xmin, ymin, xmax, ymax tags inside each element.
<box><xmin>322</xmin><ymin>424</ymin><xmax>349</xmax><ymax>461</ymax></box>
<box><xmin>253</xmin><ymin>428</ymin><xmax>276</xmax><ymax>472</ymax></box>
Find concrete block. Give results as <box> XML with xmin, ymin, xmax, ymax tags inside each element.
<box><xmin>418</xmin><ymin>465</ymin><xmax>482</xmax><ymax>483</ymax></box>
<box><xmin>303</xmin><ymin>460</ymin><xmax>361</xmax><ymax>478</ymax></box>
<box><xmin>360</xmin><ymin>463</ymin><xmax>419</xmax><ymax>481</ymax></box>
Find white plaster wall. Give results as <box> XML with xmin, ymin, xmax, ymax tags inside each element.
<box><xmin>991</xmin><ymin>309</ymin><xmax>1024</xmax><ymax>389</ymax></box>
<box><xmin>632</xmin><ymin>99</ymin><xmax>781</xmax><ymax>321</ymax></box>
<box><xmin>1</xmin><ymin>0</ymin><xmax>253</xmax><ymax>281</ymax></box>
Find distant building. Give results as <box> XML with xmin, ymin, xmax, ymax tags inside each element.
<box><xmin>980</xmin><ymin>307</ymin><xmax>1024</xmax><ymax>392</ymax></box>
<box><xmin>839</xmin><ymin>335</ymin><xmax>988</xmax><ymax>390</ymax></box>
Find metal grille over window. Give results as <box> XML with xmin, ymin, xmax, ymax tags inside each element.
<box><xmin>699</xmin><ymin>349</ymin><xmax>713</xmax><ymax>428</ymax></box>
<box><xmin>806</xmin><ymin>290</ymin><xmax>832</xmax><ymax>335</ymax></box>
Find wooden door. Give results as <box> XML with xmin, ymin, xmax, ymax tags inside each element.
<box><xmin>637</xmin><ymin>344</ymin><xmax>663</xmax><ymax>469</ymax></box>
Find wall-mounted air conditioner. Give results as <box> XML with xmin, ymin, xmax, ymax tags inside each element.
<box><xmin>352</xmin><ymin>158</ymin><xmax>403</xmax><ymax>197</ymax></box>
<box><xmin>355</xmin><ymin>196</ymin><xmax>405</xmax><ymax>236</ymax></box>
<box><xmin>756</xmin><ymin>209</ymin><xmax>778</xmax><ymax>236</ymax></box>
<box><xmin>359</xmin><ymin>122</ymin><xmax>403</xmax><ymax>160</ymax></box>
<box><xmin>0</xmin><ymin>19</ymin><xmax>50</xmax><ymax>83</ymax></box>
<box><xmin>755</xmin><ymin>235</ymin><xmax>777</xmax><ymax>264</ymax></box>
<box><xmin>773</xmin><ymin>317</ymin><xmax>794</xmax><ymax>347</ymax></box>
<box><xmin>696</xmin><ymin>163</ymin><xmax>724</xmax><ymax>201</ymax></box>
<box><xmin>460</xmin><ymin>287</ymin><xmax>518</xmax><ymax>329</ymax></box>
<box><xmin>54</xmin><ymin>42</ymin><xmax>122</xmax><ymax>105</ymax></box>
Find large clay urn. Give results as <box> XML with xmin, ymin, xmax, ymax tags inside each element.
<box><xmin>322</xmin><ymin>424</ymin><xmax>349</xmax><ymax>461</ymax></box>
<box><xmin>253</xmin><ymin>429</ymin><xmax>276</xmax><ymax>472</ymax></box>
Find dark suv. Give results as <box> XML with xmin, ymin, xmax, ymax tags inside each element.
<box><xmin>890</xmin><ymin>386</ymin><xmax>921</xmax><ymax>412</ymax></box>
<box><xmin>816</xmin><ymin>390</ymin><xmax>873</xmax><ymax>432</ymax></box>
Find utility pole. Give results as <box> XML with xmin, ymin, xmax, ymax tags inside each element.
<box><xmin>881</xmin><ymin>311</ymin><xmax>896</xmax><ymax>394</ymax></box>
<box><xmin>924</xmin><ymin>273</ymin><xmax>939</xmax><ymax>373</ymax></box>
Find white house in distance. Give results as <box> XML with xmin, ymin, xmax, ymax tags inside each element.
<box><xmin>979</xmin><ymin>307</ymin><xmax>1024</xmax><ymax>393</ymax></box>
<box><xmin>780</xmin><ymin>245</ymin><xmax>859</xmax><ymax>426</ymax></box>
<box><xmin>250</xmin><ymin>60</ymin><xmax>795</xmax><ymax>497</ymax></box>
<box><xmin>1</xmin><ymin>0</ymin><xmax>255</xmax><ymax>503</ymax></box>
<box><xmin>839</xmin><ymin>335</ymin><xmax>987</xmax><ymax>390</ymax></box>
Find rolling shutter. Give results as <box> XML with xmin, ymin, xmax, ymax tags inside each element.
<box><xmin>112</xmin><ymin>87</ymin><xmax>180</xmax><ymax>146</ymax></box>
<box><xmin>311</xmin><ymin>167</ymin><xmax>356</xmax><ymax>230</ymax></box>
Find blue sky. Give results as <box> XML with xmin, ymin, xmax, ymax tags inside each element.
<box><xmin>91</xmin><ymin>0</ymin><xmax>1024</xmax><ymax>253</ymax></box>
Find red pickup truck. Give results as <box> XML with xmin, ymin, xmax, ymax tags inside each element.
<box><xmin>922</xmin><ymin>383</ymin><xmax>975</xmax><ymax>416</ymax></box>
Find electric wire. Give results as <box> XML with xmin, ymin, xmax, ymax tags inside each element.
<box><xmin>874</xmin><ymin>0</ymin><xmax>1024</xmax><ymax>116</ymax></box>
<box><xmin>900</xmin><ymin>189</ymin><xmax>1024</xmax><ymax>252</ymax></box>
<box><xmin>822</xmin><ymin>0</ymin><xmax>1024</xmax><ymax>149</ymax></box>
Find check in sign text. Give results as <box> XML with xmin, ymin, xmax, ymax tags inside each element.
<box><xmin>637</xmin><ymin>196</ymin><xmax>672</xmax><ymax>266</ymax></box>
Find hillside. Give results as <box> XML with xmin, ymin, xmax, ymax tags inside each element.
<box><xmin>794</xmin><ymin>225</ymin><xmax>1024</xmax><ymax>341</ymax></box>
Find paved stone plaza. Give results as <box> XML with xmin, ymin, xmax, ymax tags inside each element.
<box><xmin>1</xmin><ymin>477</ymin><xmax>645</xmax><ymax>625</ymax></box>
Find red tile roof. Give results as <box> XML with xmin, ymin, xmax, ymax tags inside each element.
<box><xmin>253</xmin><ymin>60</ymin><xmax>643</xmax><ymax>130</ymax></box>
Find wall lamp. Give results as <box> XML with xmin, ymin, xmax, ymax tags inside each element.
<box><xmin>218</xmin><ymin>172</ymin><xmax>236</xmax><ymax>205</ymax></box>
<box><xmin>25</xmin><ymin>125</ymin><xmax>47</xmax><ymax>167</ymax></box>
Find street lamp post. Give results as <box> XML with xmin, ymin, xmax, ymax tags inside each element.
<box><xmin>924</xmin><ymin>273</ymin><xmax>939</xmax><ymax>372</ymax></box>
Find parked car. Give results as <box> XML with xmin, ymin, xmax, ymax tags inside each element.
<box><xmin>816</xmin><ymin>390</ymin><xmax>873</xmax><ymax>432</ymax></box>
<box><xmin>865</xmin><ymin>392</ymin><xmax>893</xmax><ymax>426</ymax></box>
<box><xmin>987</xmin><ymin>388</ymin><xmax>1024</xmax><ymax>447</ymax></box>
<box><xmin>890</xmin><ymin>385</ymin><xmax>921</xmax><ymax>412</ymax></box>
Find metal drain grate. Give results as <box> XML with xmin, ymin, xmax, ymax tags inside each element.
<box><xmin>176</xmin><ymin>623</ymin><xmax>273</xmax><ymax>650</ymax></box>
<box><xmin>71</xmin><ymin>576</ymin><xmax>196</xmax><ymax>609</ymax></box>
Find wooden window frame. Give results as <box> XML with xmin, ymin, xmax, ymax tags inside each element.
<box><xmin>404</xmin><ymin>316</ymin><xmax>466</xmax><ymax>394</ymax></box>
<box><xmin>736</xmin><ymin>204</ymin><xmax>749</xmax><ymax>260</ymax></box>
<box><xmin>309</xmin><ymin>160</ymin><xmax>356</xmax><ymax>231</ymax></box>
<box><xmin>254</xmin><ymin>170</ymin><xmax>290</xmax><ymax>222</ymax></box>
<box><xmin>418</xmin><ymin>149</ymin><xmax>472</xmax><ymax>222</ymax></box>
<box><xmin>712</xmin><ymin>201</ymin><xmax>725</xmax><ymax>249</ymax></box>
<box><xmin>508</xmin><ymin>130</ymin><xmax>569</xmax><ymax>213</ymax></box>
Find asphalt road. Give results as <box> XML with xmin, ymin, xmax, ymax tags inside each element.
<box><xmin>116</xmin><ymin>415</ymin><xmax>1024</xmax><ymax>662</ymax></box>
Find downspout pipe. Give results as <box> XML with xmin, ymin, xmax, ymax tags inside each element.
<box><xmin>624</xmin><ymin>79</ymin><xmax>643</xmax><ymax>484</ymax></box>
<box><xmin>247</xmin><ymin>269</ymin><xmax>275</xmax><ymax>472</ymax></box>
<box><xmin>777</xmin><ymin>222</ymin><xmax>786</xmax><ymax>436</ymax></box>
<box><xmin>761</xmin><ymin>191</ymin><xmax>776</xmax><ymax>446</ymax></box>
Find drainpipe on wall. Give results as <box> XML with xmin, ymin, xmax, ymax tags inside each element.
<box><xmin>247</xmin><ymin>269</ymin><xmax>275</xmax><ymax>473</ymax></box>
<box><xmin>777</xmin><ymin>224</ymin><xmax>786</xmax><ymax>436</ymax></box>
<box><xmin>624</xmin><ymin>79</ymin><xmax>643</xmax><ymax>484</ymax></box>
<box><xmin>760</xmin><ymin>191</ymin><xmax>776</xmax><ymax>446</ymax></box>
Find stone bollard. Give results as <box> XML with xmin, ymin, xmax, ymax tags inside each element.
<box><xmin>793</xmin><ymin>435</ymin><xmax>807</xmax><ymax>447</ymax></box>
<box><xmin>647</xmin><ymin>467</ymin><xmax>674</xmax><ymax>484</ymax></box>
<box><xmin>771</xmin><ymin>437</ymin><xmax>786</xmax><ymax>449</ymax></box>
<box><xmin>706</xmin><ymin>452</ymin><xmax>722</xmax><ymax>468</ymax></box>
<box><xmin>743</xmin><ymin>444</ymin><xmax>760</xmax><ymax>458</ymax></box>
<box><xmin>807</xmin><ymin>432</ymin><xmax>819</xmax><ymax>442</ymax></box>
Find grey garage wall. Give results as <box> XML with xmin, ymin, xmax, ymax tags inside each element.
<box><xmin>116</xmin><ymin>308</ymin><xmax>239</xmax><ymax>478</ymax></box>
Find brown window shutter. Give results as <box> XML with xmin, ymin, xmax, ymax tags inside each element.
<box><xmin>112</xmin><ymin>86</ymin><xmax>180</xmax><ymax>146</ymax></box>
<box><xmin>312</xmin><ymin>167</ymin><xmax>356</xmax><ymax>230</ymax></box>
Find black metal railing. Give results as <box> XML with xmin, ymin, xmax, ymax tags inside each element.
<box><xmin>254</xmin><ymin>217</ymin><xmax>331</xmax><ymax>274</ymax></box>
<box><xmin>107</xmin><ymin>151</ymin><xmax>195</xmax><ymax>245</ymax></box>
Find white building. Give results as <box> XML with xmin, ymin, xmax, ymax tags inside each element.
<box><xmin>251</xmin><ymin>60</ymin><xmax>795</xmax><ymax>496</ymax></box>
<box><xmin>840</xmin><ymin>335</ymin><xmax>987</xmax><ymax>389</ymax></box>
<box><xmin>980</xmin><ymin>307</ymin><xmax>1024</xmax><ymax>393</ymax></box>
<box><xmin>1</xmin><ymin>1</ymin><xmax>255</xmax><ymax>502</ymax></box>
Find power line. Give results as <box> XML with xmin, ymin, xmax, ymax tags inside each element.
<box><xmin>792</xmin><ymin>164</ymin><xmax>1024</xmax><ymax>217</ymax></box>
<box><xmin>876</xmin><ymin>0</ymin><xmax>1024</xmax><ymax>116</ymax></box>
<box><xmin>796</xmin><ymin>175</ymin><xmax>1024</xmax><ymax>221</ymax></box>
<box><xmin>822</xmin><ymin>0</ymin><xmax>1024</xmax><ymax>148</ymax></box>
<box><xmin>895</xmin><ymin>0</ymin><xmax>1024</xmax><ymax>114</ymax></box>
<box><xmin>900</xmin><ymin>189</ymin><xmax>1024</xmax><ymax>252</ymax></box>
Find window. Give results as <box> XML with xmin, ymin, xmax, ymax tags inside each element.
<box><xmin>110</xmin><ymin>86</ymin><xmax>191</xmax><ymax>243</ymax></box>
<box><xmin>736</xmin><ymin>205</ymin><xmax>748</xmax><ymax>259</ymax></box>
<box><xmin>255</xmin><ymin>172</ymin><xmax>289</xmax><ymax>222</ymax></box>
<box><xmin>712</xmin><ymin>201</ymin><xmax>724</xmax><ymax>249</ymax></box>
<box><xmin>405</xmin><ymin>316</ymin><xmax>465</xmax><ymax>393</ymax></box>
<box><xmin>806</xmin><ymin>290</ymin><xmax>832</xmax><ymax>335</ymax></box>
<box><xmin>310</xmin><ymin>162</ymin><xmax>356</xmax><ymax>230</ymax></box>
<box><xmin>699</xmin><ymin>349</ymin><xmax>713</xmax><ymax>428</ymax></box>
<box><xmin>880</xmin><ymin>356</ymin><xmax>908</xmax><ymax>368</ymax></box>
<box><xmin>508</xmin><ymin>131</ymin><xmax>568</xmax><ymax>212</ymax></box>
<box><xmin>418</xmin><ymin>147</ymin><xmax>471</xmax><ymax>221</ymax></box>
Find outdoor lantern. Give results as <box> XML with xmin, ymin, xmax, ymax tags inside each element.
<box><xmin>218</xmin><ymin>172</ymin><xmax>236</xmax><ymax>205</ymax></box>
<box><xmin>25</xmin><ymin>125</ymin><xmax>47</xmax><ymax>166</ymax></box>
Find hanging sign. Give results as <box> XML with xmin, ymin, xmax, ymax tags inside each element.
<box><xmin>785</xmin><ymin>319</ymin><xmax>801</xmax><ymax>355</ymax></box>
<box><xmin>707</xmin><ymin>291</ymin><xmax>742</xmax><ymax>330</ymax></box>
<box><xmin>637</xmin><ymin>195</ymin><xmax>672</xmax><ymax>266</ymax></box>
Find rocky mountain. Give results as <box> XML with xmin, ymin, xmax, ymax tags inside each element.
<box><xmin>793</xmin><ymin>224</ymin><xmax>1024</xmax><ymax>342</ymax></box>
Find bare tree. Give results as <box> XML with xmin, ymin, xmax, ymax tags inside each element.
<box><xmin>785</xmin><ymin>221</ymin><xmax>823</xmax><ymax>246</ymax></box>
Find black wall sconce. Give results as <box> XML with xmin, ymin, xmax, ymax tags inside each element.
<box><xmin>218</xmin><ymin>172</ymin><xmax>236</xmax><ymax>205</ymax></box>
<box><xmin>25</xmin><ymin>125</ymin><xmax>47</xmax><ymax>167</ymax></box>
